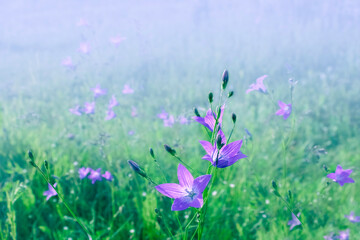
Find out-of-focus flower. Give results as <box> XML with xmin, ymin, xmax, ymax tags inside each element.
<box><xmin>122</xmin><ymin>84</ymin><xmax>134</xmax><ymax>94</ymax></box>
<box><xmin>77</xmin><ymin>18</ymin><xmax>89</xmax><ymax>27</ymax></box>
<box><xmin>128</xmin><ymin>130</ymin><xmax>135</xmax><ymax>135</ymax></box>
<box><xmin>327</xmin><ymin>165</ymin><xmax>355</xmax><ymax>186</ymax></box>
<box><xmin>178</xmin><ymin>116</ymin><xmax>189</xmax><ymax>125</ymax></box>
<box><xmin>108</xmin><ymin>95</ymin><xmax>118</xmax><ymax>108</ymax></box>
<box><xmin>275</xmin><ymin>101</ymin><xmax>292</xmax><ymax>120</ymax></box>
<box><xmin>337</xmin><ymin>229</ymin><xmax>350</xmax><ymax>240</ymax></box>
<box><xmin>323</xmin><ymin>232</ymin><xmax>335</xmax><ymax>240</ymax></box>
<box><xmin>164</xmin><ymin>115</ymin><xmax>175</xmax><ymax>127</ymax></box>
<box><xmin>131</xmin><ymin>106</ymin><xmax>138</xmax><ymax>117</ymax></box>
<box><xmin>157</xmin><ymin>110</ymin><xmax>168</xmax><ymax>120</ymax></box>
<box><xmin>102</xmin><ymin>171</ymin><xmax>113</xmax><ymax>181</ymax></box>
<box><xmin>79</xmin><ymin>167</ymin><xmax>91</xmax><ymax>179</ymax></box>
<box><xmin>84</xmin><ymin>102</ymin><xmax>95</xmax><ymax>114</ymax></box>
<box><xmin>61</xmin><ymin>57</ymin><xmax>75</xmax><ymax>69</ymax></box>
<box><xmin>246</xmin><ymin>75</ymin><xmax>268</xmax><ymax>94</ymax></box>
<box><xmin>110</xmin><ymin>35</ymin><xmax>126</xmax><ymax>46</ymax></box>
<box><xmin>193</xmin><ymin>105</ymin><xmax>225</xmax><ymax>132</ymax></box>
<box><xmin>43</xmin><ymin>183</ymin><xmax>58</xmax><ymax>201</ymax></box>
<box><xmin>288</xmin><ymin>213</ymin><xmax>301</xmax><ymax>230</ymax></box>
<box><xmin>91</xmin><ymin>84</ymin><xmax>107</xmax><ymax>98</ymax></box>
<box><xmin>69</xmin><ymin>105</ymin><xmax>82</xmax><ymax>116</ymax></box>
<box><xmin>345</xmin><ymin>211</ymin><xmax>360</xmax><ymax>223</ymax></box>
<box><xmin>78</xmin><ymin>42</ymin><xmax>90</xmax><ymax>54</ymax></box>
<box><xmin>155</xmin><ymin>164</ymin><xmax>211</xmax><ymax>211</ymax></box>
<box><xmin>88</xmin><ymin>168</ymin><xmax>102</xmax><ymax>184</ymax></box>
<box><xmin>105</xmin><ymin>109</ymin><xmax>116</xmax><ymax>120</ymax></box>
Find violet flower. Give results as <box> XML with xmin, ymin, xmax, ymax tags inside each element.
<box><xmin>131</xmin><ymin>106</ymin><xmax>137</xmax><ymax>117</ymax></box>
<box><xmin>193</xmin><ymin>105</ymin><xmax>225</xmax><ymax>132</ymax></box>
<box><xmin>275</xmin><ymin>101</ymin><xmax>292</xmax><ymax>120</ymax></box>
<box><xmin>157</xmin><ymin>110</ymin><xmax>168</xmax><ymax>120</ymax></box>
<box><xmin>88</xmin><ymin>168</ymin><xmax>102</xmax><ymax>184</ymax></box>
<box><xmin>345</xmin><ymin>211</ymin><xmax>360</xmax><ymax>223</ymax></box>
<box><xmin>178</xmin><ymin>116</ymin><xmax>189</xmax><ymax>125</ymax></box>
<box><xmin>327</xmin><ymin>165</ymin><xmax>355</xmax><ymax>186</ymax></box>
<box><xmin>164</xmin><ymin>115</ymin><xmax>175</xmax><ymax>127</ymax></box>
<box><xmin>288</xmin><ymin>213</ymin><xmax>301</xmax><ymax>230</ymax></box>
<box><xmin>110</xmin><ymin>36</ymin><xmax>126</xmax><ymax>46</ymax></box>
<box><xmin>246</xmin><ymin>75</ymin><xmax>268</xmax><ymax>94</ymax></box>
<box><xmin>102</xmin><ymin>171</ymin><xmax>113</xmax><ymax>181</ymax></box>
<box><xmin>337</xmin><ymin>229</ymin><xmax>350</xmax><ymax>240</ymax></box>
<box><xmin>69</xmin><ymin>105</ymin><xmax>82</xmax><ymax>116</ymax></box>
<box><xmin>122</xmin><ymin>84</ymin><xmax>134</xmax><ymax>94</ymax></box>
<box><xmin>84</xmin><ymin>102</ymin><xmax>95</xmax><ymax>114</ymax></box>
<box><xmin>43</xmin><ymin>183</ymin><xmax>58</xmax><ymax>201</ymax></box>
<box><xmin>91</xmin><ymin>84</ymin><xmax>107</xmax><ymax>98</ymax></box>
<box><xmin>108</xmin><ymin>95</ymin><xmax>118</xmax><ymax>108</ymax></box>
<box><xmin>155</xmin><ymin>164</ymin><xmax>211</xmax><ymax>211</ymax></box>
<box><xmin>199</xmin><ymin>130</ymin><xmax>247</xmax><ymax>168</ymax></box>
<box><xmin>78</xmin><ymin>42</ymin><xmax>90</xmax><ymax>54</ymax></box>
<box><xmin>79</xmin><ymin>167</ymin><xmax>91</xmax><ymax>179</ymax></box>
<box><xmin>61</xmin><ymin>57</ymin><xmax>75</xmax><ymax>69</ymax></box>
<box><xmin>105</xmin><ymin>109</ymin><xmax>116</xmax><ymax>120</ymax></box>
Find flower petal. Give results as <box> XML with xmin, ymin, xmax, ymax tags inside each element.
<box><xmin>177</xmin><ymin>164</ymin><xmax>194</xmax><ymax>189</ymax></box>
<box><xmin>193</xmin><ymin>175</ymin><xmax>212</xmax><ymax>193</ymax></box>
<box><xmin>171</xmin><ymin>196</ymin><xmax>192</xmax><ymax>211</ymax></box>
<box><xmin>278</xmin><ymin>101</ymin><xmax>287</xmax><ymax>108</ymax></box>
<box><xmin>189</xmin><ymin>193</ymin><xmax>203</xmax><ymax>208</ymax></box>
<box><xmin>220</xmin><ymin>140</ymin><xmax>243</xmax><ymax>159</ymax></box>
<box><xmin>155</xmin><ymin>183</ymin><xmax>186</xmax><ymax>199</ymax></box>
<box><xmin>199</xmin><ymin>141</ymin><xmax>214</xmax><ymax>156</ymax></box>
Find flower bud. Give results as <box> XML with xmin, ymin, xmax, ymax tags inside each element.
<box><xmin>128</xmin><ymin>160</ymin><xmax>147</xmax><ymax>178</ymax></box>
<box><xmin>208</xmin><ymin>92</ymin><xmax>213</xmax><ymax>104</ymax></box>
<box><xmin>272</xmin><ymin>180</ymin><xmax>278</xmax><ymax>190</ymax></box>
<box><xmin>194</xmin><ymin>107</ymin><xmax>200</xmax><ymax>117</ymax></box>
<box><xmin>231</xmin><ymin>113</ymin><xmax>237</xmax><ymax>124</ymax></box>
<box><xmin>28</xmin><ymin>150</ymin><xmax>34</xmax><ymax>161</ymax></box>
<box><xmin>288</xmin><ymin>190</ymin><xmax>292</xmax><ymax>199</ymax></box>
<box><xmin>44</xmin><ymin>160</ymin><xmax>49</xmax><ymax>170</ymax></box>
<box><xmin>221</xmin><ymin>69</ymin><xmax>229</xmax><ymax>90</ymax></box>
<box><xmin>149</xmin><ymin>148</ymin><xmax>155</xmax><ymax>159</ymax></box>
<box><xmin>227</xmin><ymin>91</ymin><xmax>234</xmax><ymax>98</ymax></box>
<box><xmin>216</xmin><ymin>135</ymin><xmax>223</xmax><ymax>150</ymax></box>
<box><xmin>164</xmin><ymin>145</ymin><xmax>176</xmax><ymax>156</ymax></box>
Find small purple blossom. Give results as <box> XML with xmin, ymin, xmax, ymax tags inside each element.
<box><xmin>178</xmin><ymin>116</ymin><xmax>189</xmax><ymax>125</ymax></box>
<box><xmin>345</xmin><ymin>211</ymin><xmax>360</xmax><ymax>223</ymax></box>
<box><xmin>102</xmin><ymin>171</ymin><xmax>113</xmax><ymax>181</ymax></box>
<box><xmin>164</xmin><ymin>115</ymin><xmax>175</xmax><ymax>127</ymax></box>
<box><xmin>79</xmin><ymin>167</ymin><xmax>91</xmax><ymax>179</ymax></box>
<box><xmin>275</xmin><ymin>101</ymin><xmax>292</xmax><ymax>120</ymax></box>
<box><xmin>43</xmin><ymin>183</ymin><xmax>58</xmax><ymax>201</ymax></box>
<box><xmin>157</xmin><ymin>110</ymin><xmax>168</xmax><ymax>120</ymax></box>
<box><xmin>327</xmin><ymin>165</ymin><xmax>355</xmax><ymax>186</ymax></box>
<box><xmin>110</xmin><ymin>35</ymin><xmax>126</xmax><ymax>46</ymax></box>
<box><xmin>91</xmin><ymin>84</ymin><xmax>107</xmax><ymax>98</ymax></box>
<box><xmin>155</xmin><ymin>164</ymin><xmax>211</xmax><ymax>211</ymax></box>
<box><xmin>288</xmin><ymin>213</ymin><xmax>301</xmax><ymax>230</ymax></box>
<box><xmin>108</xmin><ymin>95</ymin><xmax>118</xmax><ymax>108</ymax></box>
<box><xmin>323</xmin><ymin>232</ymin><xmax>335</xmax><ymax>240</ymax></box>
<box><xmin>61</xmin><ymin>57</ymin><xmax>75</xmax><ymax>69</ymax></box>
<box><xmin>246</xmin><ymin>75</ymin><xmax>268</xmax><ymax>94</ymax></box>
<box><xmin>193</xmin><ymin>105</ymin><xmax>225</xmax><ymax>132</ymax></box>
<box><xmin>84</xmin><ymin>102</ymin><xmax>95</xmax><ymax>114</ymax></box>
<box><xmin>122</xmin><ymin>84</ymin><xmax>134</xmax><ymax>94</ymax></box>
<box><xmin>131</xmin><ymin>106</ymin><xmax>137</xmax><ymax>117</ymax></box>
<box><xmin>88</xmin><ymin>168</ymin><xmax>102</xmax><ymax>184</ymax></box>
<box><xmin>199</xmin><ymin>130</ymin><xmax>247</xmax><ymax>168</ymax></box>
<box><xmin>78</xmin><ymin>42</ymin><xmax>90</xmax><ymax>54</ymax></box>
<box><xmin>128</xmin><ymin>130</ymin><xmax>135</xmax><ymax>135</ymax></box>
<box><xmin>337</xmin><ymin>229</ymin><xmax>350</xmax><ymax>240</ymax></box>
<box><xmin>105</xmin><ymin>109</ymin><xmax>116</xmax><ymax>120</ymax></box>
<box><xmin>69</xmin><ymin>105</ymin><xmax>82</xmax><ymax>116</ymax></box>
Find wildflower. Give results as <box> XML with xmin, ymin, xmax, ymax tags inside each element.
<box><xmin>122</xmin><ymin>84</ymin><xmax>134</xmax><ymax>94</ymax></box>
<box><xmin>128</xmin><ymin>160</ymin><xmax>147</xmax><ymax>178</ymax></box>
<box><xmin>178</xmin><ymin>116</ymin><xmax>189</xmax><ymax>125</ymax></box>
<box><xmin>246</xmin><ymin>75</ymin><xmax>268</xmax><ymax>94</ymax></box>
<box><xmin>131</xmin><ymin>106</ymin><xmax>137</xmax><ymax>117</ymax></box>
<box><xmin>164</xmin><ymin>115</ymin><xmax>175</xmax><ymax>127</ymax></box>
<box><xmin>199</xmin><ymin>130</ymin><xmax>247</xmax><ymax>168</ymax></box>
<box><xmin>91</xmin><ymin>84</ymin><xmax>107</xmax><ymax>98</ymax></box>
<box><xmin>79</xmin><ymin>167</ymin><xmax>91</xmax><ymax>179</ymax></box>
<box><xmin>43</xmin><ymin>183</ymin><xmax>58</xmax><ymax>201</ymax></box>
<box><xmin>88</xmin><ymin>168</ymin><xmax>102</xmax><ymax>184</ymax></box>
<box><xmin>78</xmin><ymin>42</ymin><xmax>90</xmax><ymax>54</ymax></box>
<box><xmin>288</xmin><ymin>213</ymin><xmax>301</xmax><ymax>230</ymax></box>
<box><xmin>326</xmin><ymin>165</ymin><xmax>355</xmax><ymax>186</ymax></box>
<box><xmin>345</xmin><ymin>212</ymin><xmax>360</xmax><ymax>223</ymax></box>
<box><xmin>102</xmin><ymin>171</ymin><xmax>113</xmax><ymax>181</ymax></box>
<box><xmin>62</xmin><ymin>57</ymin><xmax>75</xmax><ymax>69</ymax></box>
<box><xmin>128</xmin><ymin>130</ymin><xmax>135</xmax><ymax>135</ymax></box>
<box><xmin>323</xmin><ymin>232</ymin><xmax>335</xmax><ymax>240</ymax></box>
<box><xmin>84</xmin><ymin>102</ymin><xmax>95</xmax><ymax>114</ymax></box>
<box><xmin>157</xmin><ymin>110</ymin><xmax>168</xmax><ymax>120</ymax></box>
<box><xmin>275</xmin><ymin>101</ymin><xmax>292</xmax><ymax>120</ymax></box>
<box><xmin>193</xmin><ymin>105</ymin><xmax>225</xmax><ymax>132</ymax></box>
<box><xmin>108</xmin><ymin>95</ymin><xmax>118</xmax><ymax>108</ymax></box>
<box><xmin>69</xmin><ymin>105</ymin><xmax>82</xmax><ymax>116</ymax></box>
<box><xmin>110</xmin><ymin>35</ymin><xmax>126</xmax><ymax>46</ymax></box>
<box><xmin>105</xmin><ymin>109</ymin><xmax>116</xmax><ymax>120</ymax></box>
<box><xmin>337</xmin><ymin>229</ymin><xmax>350</xmax><ymax>240</ymax></box>
<box><xmin>155</xmin><ymin>164</ymin><xmax>211</xmax><ymax>211</ymax></box>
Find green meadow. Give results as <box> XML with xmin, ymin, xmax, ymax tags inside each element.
<box><xmin>0</xmin><ymin>1</ymin><xmax>359</xmax><ymax>239</ymax></box>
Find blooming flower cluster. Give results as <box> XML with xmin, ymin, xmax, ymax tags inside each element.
<box><xmin>78</xmin><ymin>167</ymin><xmax>113</xmax><ymax>184</ymax></box>
<box><xmin>157</xmin><ymin>110</ymin><xmax>190</xmax><ymax>127</ymax></box>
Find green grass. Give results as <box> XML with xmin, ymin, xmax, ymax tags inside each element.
<box><xmin>0</xmin><ymin>1</ymin><xmax>359</xmax><ymax>239</ymax></box>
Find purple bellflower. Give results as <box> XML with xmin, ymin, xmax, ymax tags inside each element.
<box><xmin>288</xmin><ymin>213</ymin><xmax>301</xmax><ymax>230</ymax></box>
<box><xmin>193</xmin><ymin>105</ymin><xmax>225</xmax><ymax>132</ymax></box>
<box><xmin>88</xmin><ymin>168</ymin><xmax>102</xmax><ymax>184</ymax></box>
<box><xmin>345</xmin><ymin>211</ymin><xmax>360</xmax><ymax>223</ymax></box>
<box><xmin>164</xmin><ymin>115</ymin><xmax>175</xmax><ymax>127</ymax></box>
<box><xmin>155</xmin><ymin>164</ymin><xmax>211</xmax><ymax>211</ymax></box>
<box><xmin>275</xmin><ymin>101</ymin><xmax>292</xmax><ymax>120</ymax></box>
<box><xmin>84</xmin><ymin>102</ymin><xmax>95</xmax><ymax>114</ymax></box>
<box><xmin>78</xmin><ymin>42</ymin><xmax>90</xmax><ymax>54</ymax></box>
<box><xmin>43</xmin><ymin>183</ymin><xmax>58</xmax><ymax>201</ymax></box>
<box><xmin>178</xmin><ymin>116</ymin><xmax>189</xmax><ymax>125</ymax></box>
<box><xmin>102</xmin><ymin>171</ymin><xmax>113</xmax><ymax>181</ymax></box>
<box><xmin>327</xmin><ymin>165</ymin><xmax>355</xmax><ymax>186</ymax></box>
<box><xmin>337</xmin><ymin>229</ymin><xmax>350</xmax><ymax>240</ymax></box>
<box><xmin>110</xmin><ymin>36</ymin><xmax>126</xmax><ymax>46</ymax></box>
<box><xmin>122</xmin><ymin>84</ymin><xmax>134</xmax><ymax>94</ymax></box>
<box><xmin>108</xmin><ymin>95</ymin><xmax>118</xmax><ymax>108</ymax></box>
<box><xmin>199</xmin><ymin>129</ymin><xmax>247</xmax><ymax>168</ymax></box>
<box><xmin>157</xmin><ymin>110</ymin><xmax>168</xmax><ymax>120</ymax></box>
<box><xmin>79</xmin><ymin>167</ymin><xmax>91</xmax><ymax>179</ymax></box>
<box><xmin>105</xmin><ymin>109</ymin><xmax>116</xmax><ymax>120</ymax></box>
<box><xmin>91</xmin><ymin>84</ymin><xmax>107</xmax><ymax>98</ymax></box>
<box><xmin>62</xmin><ymin>57</ymin><xmax>75</xmax><ymax>69</ymax></box>
<box><xmin>69</xmin><ymin>105</ymin><xmax>82</xmax><ymax>116</ymax></box>
<box><xmin>246</xmin><ymin>75</ymin><xmax>268</xmax><ymax>94</ymax></box>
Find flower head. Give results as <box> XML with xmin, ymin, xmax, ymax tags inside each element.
<box><xmin>246</xmin><ymin>75</ymin><xmax>268</xmax><ymax>94</ymax></box>
<box><xmin>62</xmin><ymin>57</ymin><xmax>75</xmax><ymax>69</ymax></box>
<box><xmin>164</xmin><ymin>115</ymin><xmax>175</xmax><ymax>127</ymax></box>
<box><xmin>155</xmin><ymin>164</ymin><xmax>211</xmax><ymax>211</ymax></box>
<box><xmin>102</xmin><ymin>171</ymin><xmax>113</xmax><ymax>181</ymax></box>
<box><xmin>105</xmin><ymin>109</ymin><xmax>116</xmax><ymax>120</ymax></box>
<box><xmin>337</xmin><ymin>229</ymin><xmax>350</xmax><ymax>240</ymax></box>
<box><xmin>131</xmin><ymin>106</ymin><xmax>137</xmax><ymax>117</ymax></box>
<box><xmin>157</xmin><ymin>110</ymin><xmax>168</xmax><ymax>120</ymax></box>
<box><xmin>88</xmin><ymin>168</ymin><xmax>102</xmax><ymax>184</ymax></box>
<box><xmin>84</xmin><ymin>102</ymin><xmax>95</xmax><ymax>114</ymax></box>
<box><xmin>199</xmin><ymin>130</ymin><xmax>247</xmax><ymax>168</ymax></box>
<box><xmin>122</xmin><ymin>84</ymin><xmax>134</xmax><ymax>94</ymax></box>
<box><xmin>275</xmin><ymin>101</ymin><xmax>292</xmax><ymax>120</ymax></box>
<box><xmin>43</xmin><ymin>183</ymin><xmax>58</xmax><ymax>201</ymax></box>
<box><xmin>108</xmin><ymin>95</ymin><xmax>118</xmax><ymax>108</ymax></box>
<box><xmin>345</xmin><ymin>211</ymin><xmax>360</xmax><ymax>223</ymax></box>
<box><xmin>78</xmin><ymin>42</ymin><xmax>90</xmax><ymax>54</ymax></box>
<box><xmin>79</xmin><ymin>167</ymin><xmax>91</xmax><ymax>179</ymax></box>
<box><xmin>288</xmin><ymin>213</ymin><xmax>301</xmax><ymax>230</ymax></box>
<box><xmin>110</xmin><ymin>36</ymin><xmax>126</xmax><ymax>46</ymax></box>
<box><xmin>193</xmin><ymin>105</ymin><xmax>225</xmax><ymax>132</ymax></box>
<box><xmin>178</xmin><ymin>116</ymin><xmax>189</xmax><ymax>125</ymax></box>
<box><xmin>91</xmin><ymin>84</ymin><xmax>107</xmax><ymax>98</ymax></box>
<box><xmin>69</xmin><ymin>105</ymin><xmax>82</xmax><ymax>116</ymax></box>
<box><xmin>327</xmin><ymin>165</ymin><xmax>355</xmax><ymax>186</ymax></box>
